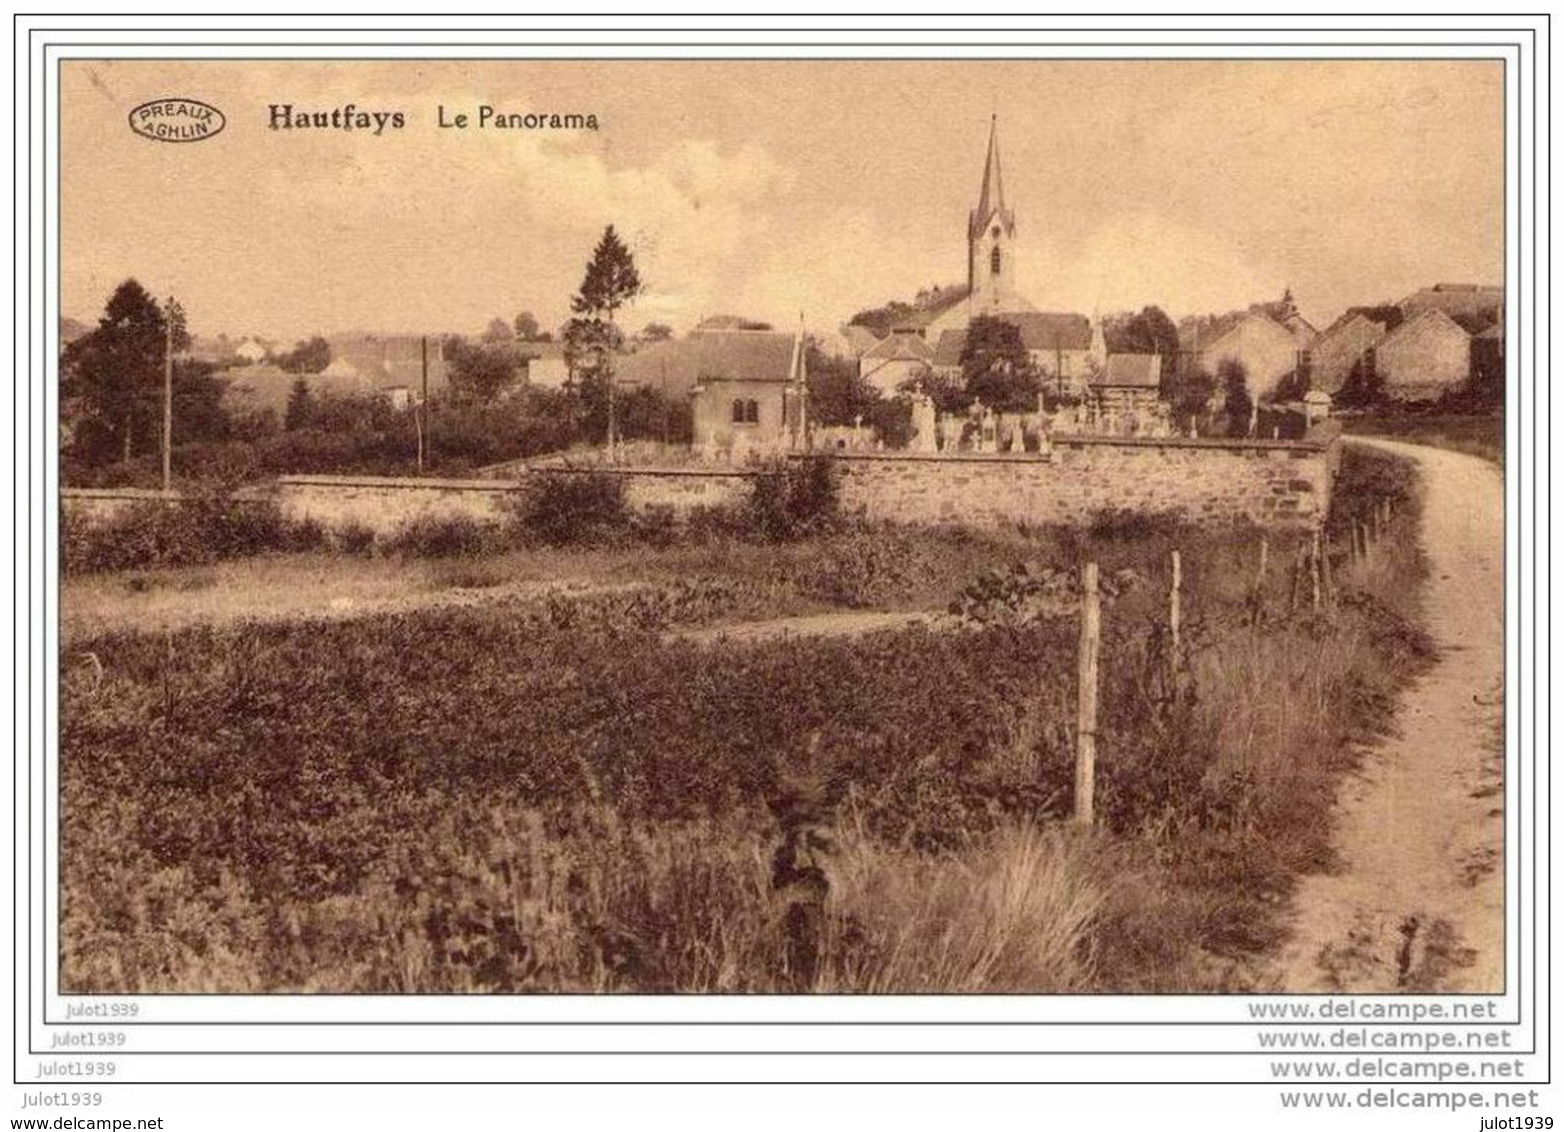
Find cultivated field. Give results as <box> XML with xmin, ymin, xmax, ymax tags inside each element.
<box><xmin>60</xmin><ymin>451</ymin><xmax>1434</xmax><ymax>993</ymax></box>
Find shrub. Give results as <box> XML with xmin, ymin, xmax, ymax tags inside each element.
<box><xmin>746</xmin><ymin>457</ymin><xmax>840</xmax><ymax>542</ymax></box>
<box><xmin>60</xmin><ymin>493</ymin><xmax>318</xmax><ymax>575</ymax></box>
<box><xmin>277</xmin><ymin>515</ymin><xmax>328</xmax><ymax>553</ymax></box>
<box><xmin>382</xmin><ymin>513</ymin><xmax>492</xmax><ymax>558</ymax></box>
<box><xmin>331</xmin><ymin>520</ymin><xmax>378</xmax><ymax>557</ymax></box>
<box><xmin>507</xmin><ymin>471</ymin><xmax>630</xmax><ymax>546</ymax></box>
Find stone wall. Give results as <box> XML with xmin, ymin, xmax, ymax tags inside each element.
<box><xmin>61</xmin><ymin>431</ymin><xmax>1339</xmax><ymax>536</ymax></box>
<box><xmin>61</xmin><ymin>487</ymin><xmax>183</xmax><ymax>524</ymax></box>
<box><xmin>271</xmin><ymin>467</ymin><xmax>754</xmax><ymax>534</ymax></box>
<box><xmin>829</xmin><ymin>431</ymin><xmax>1338</xmax><ymax>530</ymax></box>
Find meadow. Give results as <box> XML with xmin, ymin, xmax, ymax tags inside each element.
<box><xmin>60</xmin><ymin>449</ymin><xmax>1433</xmax><ymax>993</ymax></box>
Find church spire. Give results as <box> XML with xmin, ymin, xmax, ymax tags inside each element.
<box><xmin>977</xmin><ymin>115</ymin><xmax>1004</xmax><ymax>217</ymax></box>
<box><xmin>969</xmin><ymin>115</ymin><xmax>1014</xmax><ymax>240</ymax></box>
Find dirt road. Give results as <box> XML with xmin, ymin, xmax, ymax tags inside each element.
<box><xmin>1274</xmin><ymin>439</ymin><xmax>1504</xmax><ymax>992</ymax></box>
<box><xmin>672</xmin><ymin>609</ymin><xmax>944</xmax><ymax>645</ymax></box>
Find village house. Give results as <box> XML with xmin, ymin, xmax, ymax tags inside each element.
<box><xmin>859</xmin><ymin>332</ymin><xmax>934</xmax><ymax>396</ymax></box>
<box><xmin>1371</xmin><ymin>308</ymin><xmax>1472</xmax><ymax>400</ymax></box>
<box><xmin>234</xmin><ymin>337</ymin><xmax>269</xmax><ymax>364</ymax></box>
<box><xmin>1309</xmin><ymin>312</ymin><xmax>1388</xmax><ymax>394</ymax></box>
<box><xmin>1187</xmin><ymin>311</ymin><xmax>1307</xmax><ymax>399</ymax></box>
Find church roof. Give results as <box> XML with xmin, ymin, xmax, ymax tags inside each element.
<box><xmin>932</xmin><ymin>312</ymin><xmax>1093</xmax><ymax>367</ymax></box>
<box><xmin>968</xmin><ymin>117</ymin><xmax>1016</xmax><ymax>239</ymax></box>
<box><xmin>889</xmin><ymin>286</ymin><xmax>972</xmax><ymax>332</ymax></box>
<box><xmin>1005</xmin><ymin>312</ymin><xmax>1094</xmax><ymax>352</ymax></box>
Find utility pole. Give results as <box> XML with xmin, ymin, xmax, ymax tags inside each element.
<box><xmin>162</xmin><ymin>295</ymin><xmax>175</xmax><ymax>493</ymax></box>
<box><xmin>606</xmin><ymin>329</ymin><xmax>618</xmax><ymax>462</ymax></box>
<box><xmin>417</xmin><ymin>335</ymin><xmax>429</xmax><ymax>475</ymax></box>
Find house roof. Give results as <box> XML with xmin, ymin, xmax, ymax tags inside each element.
<box><xmin>1283</xmin><ymin>313</ymin><xmax>1318</xmax><ymax>342</ymax></box>
<box><xmin>839</xmin><ymin>325</ymin><xmax>882</xmax><ymax>354</ymax></box>
<box><xmin>862</xmin><ymin>333</ymin><xmax>934</xmax><ymax>362</ymax></box>
<box><xmin>1098</xmin><ymin>353</ymin><xmax>1162</xmax><ymax>388</ymax></box>
<box><xmin>1194</xmin><ymin>312</ymin><xmax>1294</xmax><ymax>355</ymax></box>
<box><xmin>325</xmin><ymin>333</ymin><xmax>449</xmax><ymax>389</ymax></box>
<box><xmin>1399</xmin><ymin>284</ymin><xmax>1503</xmax><ymax>321</ymax></box>
<box><xmin>1377</xmin><ymin>308</ymin><xmax>1471</xmax><ymax>352</ymax></box>
<box><xmin>1319</xmin><ymin>310</ymin><xmax>1389</xmax><ymax>340</ymax></box>
<box><xmin>615</xmin><ymin>330</ymin><xmax>802</xmax><ymax>394</ymax></box>
<box><xmin>222</xmin><ymin>364</ymin><xmax>402</xmax><ymax>417</ymax></box>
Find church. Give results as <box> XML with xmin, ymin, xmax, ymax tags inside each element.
<box><xmin>876</xmin><ymin>117</ymin><xmax>1105</xmax><ymax>388</ymax></box>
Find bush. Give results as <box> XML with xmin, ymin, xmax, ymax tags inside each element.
<box><xmin>507</xmin><ymin>471</ymin><xmax>630</xmax><ymax>546</ymax></box>
<box><xmin>331</xmin><ymin>520</ymin><xmax>378</xmax><ymax>557</ymax></box>
<box><xmin>382</xmin><ymin>514</ymin><xmax>493</xmax><ymax>558</ymax></box>
<box><xmin>61</xmin><ymin>493</ymin><xmax>321</xmax><ymax>575</ymax></box>
<box><xmin>746</xmin><ymin>457</ymin><xmax>840</xmax><ymax>542</ymax></box>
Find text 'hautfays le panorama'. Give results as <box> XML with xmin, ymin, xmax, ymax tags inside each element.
<box><xmin>267</xmin><ymin>104</ymin><xmax>601</xmax><ymax>135</ymax></box>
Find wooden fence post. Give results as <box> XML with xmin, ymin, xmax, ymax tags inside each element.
<box><xmin>1257</xmin><ymin>536</ymin><xmax>1269</xmax><ymax>589</ymax></box>
<box><xmin>1309</xmin><ymin>528</ymin><xmax>1323</xmax><ymax>610</ymax></box>
<box><xmin>1169</xmin><ymin>549</ymin><xmax>1182</xmax><ymax>665</ymax></box>
<box><xmin>1075</xmin><ymin>561</ymin><xmax>1101</xmax><ymax>827</ymax></box>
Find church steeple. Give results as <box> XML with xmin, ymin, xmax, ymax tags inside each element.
<box><xmin>969</xmin><ymin>115</ymin><xmax>1012</xmax><ymax>240</ymax></box>
<box><xmin>968</xmin><ymin>115</ymin><xmax>1018</xmax><ymax>313</ymax></box>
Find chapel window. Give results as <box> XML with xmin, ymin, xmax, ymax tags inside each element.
<box><xmin>991</xmin><ymin>247</ymin><xmax>1002</xmax><ymax>275</ymax></box>
<box><xmin>731</xmin><ymin>399</ymin><xmax>745</xmax><ymax>423</ymax></box>
<box><xmin>745</xmin><ymin>399</ymin><xmax>760</xmax><ymax>424</ymax></box>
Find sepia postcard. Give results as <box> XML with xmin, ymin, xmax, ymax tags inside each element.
<box><xmin>53</xmin><ymin>54</ymin><xmax>1509</xmax><ymax>1009</ymax></box>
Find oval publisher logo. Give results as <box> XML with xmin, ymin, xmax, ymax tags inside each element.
<box><xmin>128</xmin><ymin>98</ymin><xmax>226</xmax><ymax>143</ymax></box>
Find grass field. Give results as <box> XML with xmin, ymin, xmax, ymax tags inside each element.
<box><xmin>60</xmin><ymin>449</ymin><xmax>1433</xmax><ymax>993</ymax></box>
<box><xmin>1339</xmin><ymin>412</ymin><xmax>1504</xmax><ymax>466</ymax></box>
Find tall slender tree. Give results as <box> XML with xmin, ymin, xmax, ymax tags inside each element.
<box><xmin>61</xmin><ymin>279</ymin><xmax>186</xmax><ymax>465</ymax></box>
<box><xmin>569</xmin><ymin>225</ymin><xmax>643</xmax><ymax>452</ymax></box>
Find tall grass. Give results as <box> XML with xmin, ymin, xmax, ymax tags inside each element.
<box><xmin>63</xmin><ymin>801</ymin><xmax>1111</xmax><ymax>994</ymax></box>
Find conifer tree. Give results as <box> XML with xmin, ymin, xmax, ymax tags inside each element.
<box><xmin>568</xmin><ymin>226</ymin><xmax>643</xmax><ymax>451</ymax></box>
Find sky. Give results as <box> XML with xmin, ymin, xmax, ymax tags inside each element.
<box><xmin>61</xmin><ymin>59</ymin><xmax>1504</xmax><ymax>344</ymax></box>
